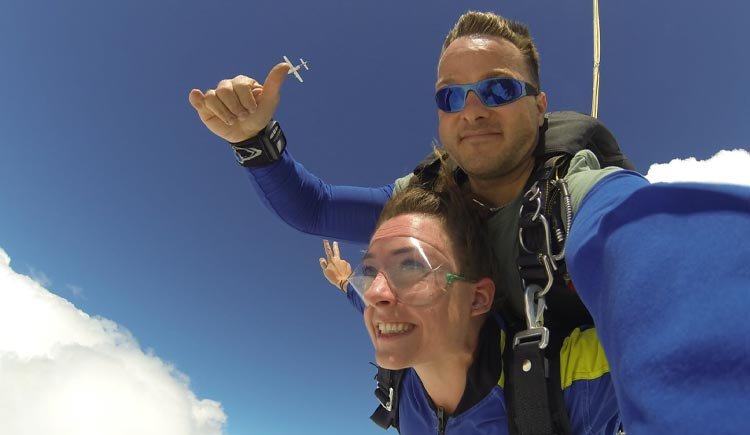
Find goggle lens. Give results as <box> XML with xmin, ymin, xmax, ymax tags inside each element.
<box><xmin>348</xmin><ymin>237</ymin><xmax>468</xmax><ymax>307</ymax></box>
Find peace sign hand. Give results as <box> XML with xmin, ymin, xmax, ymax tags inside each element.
<box><xmin>319</xmin><ymin>240</ymin><xmax>352</xmax><ymax>294</ymax></box>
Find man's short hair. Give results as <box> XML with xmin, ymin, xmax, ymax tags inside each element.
<box><xmin>442</xmin><ymin>11</ymin><xmax>541</xmax><ymax>89</ymax></box>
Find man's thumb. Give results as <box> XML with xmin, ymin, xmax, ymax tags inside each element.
<box><xmin>261</xmin><ymin>63</ymin><xmax>291</xmax><ymax>102</ymax></box>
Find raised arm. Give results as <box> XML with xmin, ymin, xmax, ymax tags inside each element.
<box><xmin>319</xmin><ymin>240</ymin><xmax>366</xmax><ymax>313</ymax></box>
<box><xmin>189</xmin><ymin>65</ymin><xmax>393</xmax><ymax>243</ymax></box>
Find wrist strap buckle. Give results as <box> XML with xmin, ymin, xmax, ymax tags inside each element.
<box><xmin>230</xmin><ymin>119</ymin><xmax>286</xmax><ymax>167</ymax></box>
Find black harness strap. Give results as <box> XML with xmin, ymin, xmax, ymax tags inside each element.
<box><xmin>545</xmin><ymin>330</ymin><xmax>572</xmax><ymax>435</ymax></box>
<box><xmin>506</xmin><ymin>155</ymin><xmax>577</xmax><ymax>435</ymax></box>
<box><xmin>509</xmin><ymin>338</ymin><xmax>554</xmax><ymax>434</ymax></box>
<box><xmin>506</xmin><ymin>327</ymin><xmax>571</xmax><ymax>435</ymax></box>
<box><xmin>370</xmin><ymin>365</ymin><xmax>404</xmax><ymax>431</ymax></box>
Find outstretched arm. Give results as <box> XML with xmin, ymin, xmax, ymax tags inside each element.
<box><xmin>246</xmin><ymin>151</ymin><xmax>393</xmax><ymax>243</ymax></box>
<box><xmin>566</xmin><ymin>171</ymin><xmax>750</xmax><ymax>435</ymax></box>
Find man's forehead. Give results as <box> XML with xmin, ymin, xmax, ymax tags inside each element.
<box><xmin>436</xmin><ymin>35</ymin><xmax>528</xmax><ymax>86</ymax></box>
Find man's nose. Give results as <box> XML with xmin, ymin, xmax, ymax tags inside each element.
<box><xmin>461</xmin><ymin>90</ymin><xmax>489</xmax><ymax>120</ymax></box>
<box><xmin>363</xmin><ymin>273</ymin><xmax>397</xmax><ymax>307</ymax></box>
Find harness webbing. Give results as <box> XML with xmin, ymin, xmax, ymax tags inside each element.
<box><xmin>505</xmin><ymin>325</ymin><xmax>571</xmax><ymax>435</ymax></box>
<box><xmin>370</xmin><ymin>365</ymin><xmax>404</xmax><ymax>430</ymax></box>
<box><xmin>507</xmin><ymin>155</ymin><xmax>576</xmax><ymax>435</ymax></box>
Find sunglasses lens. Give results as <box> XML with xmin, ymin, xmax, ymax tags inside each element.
<box><xmin>436</xmin><ymin>79</ymin><xmax>531</xmax><ymax>112</ymax></box>
<box><xmin>479</xmin><ymin>78</ymin><xmax>523</xmax><ymax>106</ymax></box>
<box><xmin>435</xmin><ymin>87</ymin><xmax>466</xmax><ymax>112</ymax></box>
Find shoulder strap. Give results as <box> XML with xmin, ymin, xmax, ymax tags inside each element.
<box><xmin>507</xmin><ymin>155</ymin><xmax>581</xmax><ymax>435</ymax></box>
<box><xmin>541</xmin><ymin>111</ymin><xmax>635</xmax><ymax>170</ymax></box>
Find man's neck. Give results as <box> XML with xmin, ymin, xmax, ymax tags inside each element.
<box><xmin>468</xmin><ymin>157</ymin><xmax>535</xmax><ymax>209</ymax></box>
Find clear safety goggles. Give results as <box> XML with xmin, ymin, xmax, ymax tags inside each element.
<box><xmin>435</xmin><ymin>77</ymin><xmax>538</xmax><ymax>113</ymax></box>
<box><xmin>348</xmin><ymin>236</ymin><xmax>470</xmax><ymax>307</ymax></box>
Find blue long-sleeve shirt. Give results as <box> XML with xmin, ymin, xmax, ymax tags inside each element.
<box><xmin>345</xmin><ymin>283</ymin><xmax>366</xmax><ymax>314</ymax></box>
<box><xmin>567</xmin><ymin>171</ymin><xmax>750</xmax><ymax>434</ymax></box>
<box><xmin>246</xmin><ymin>149</ymin><xmax>391</xmax><ymax>243</ymax></box>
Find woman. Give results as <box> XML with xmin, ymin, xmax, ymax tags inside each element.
<box><xmin>320</xmin><ymin>171</ymin><xmax>620</xmax><ymax>434</ymax></box>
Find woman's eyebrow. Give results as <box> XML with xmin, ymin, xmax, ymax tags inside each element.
<box><xmin>389</xmin><ymin>247</ymin><xmax>418</xmax><ymax>256</ymax></box>
<box><xmin>363</xmin><ymin>246</ymin><xmax>417</xmax><ymax>260</ymax></box>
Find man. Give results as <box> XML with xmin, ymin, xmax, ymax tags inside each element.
<box><xmin>188</xmin><ymin>12</ymin><xmax>548</xmax><ymax>224</ymax></box>
<box><xmin>338</xmin><ymin>176</ymin><xmax>620</xmax><ymax>434</ymax></box>
<box><xmin>188</xmin><ymin>11</ymin><xmax>622</xmax><ymax>323</ymax></box>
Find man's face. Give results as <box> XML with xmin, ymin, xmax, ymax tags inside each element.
<box><xmin>362</xmin><ymin>214</ymin><xmax>477</xmax><ymax>370</ymax></box>
<box><xmin>437</xmin><ymin>36</ymin><xmax>547</xmax><ymax>181</ymax></box>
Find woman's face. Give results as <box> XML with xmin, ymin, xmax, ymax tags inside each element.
<box><xmin>362</xmin><ymin>213</ymin><xmax>479</xmax><ymax>370</ymax></box>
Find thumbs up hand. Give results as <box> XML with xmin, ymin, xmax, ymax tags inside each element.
<box><xmin>189</xmin><ymin>63</ymin><xmax>290</xmax><ymax>143</ymax></box>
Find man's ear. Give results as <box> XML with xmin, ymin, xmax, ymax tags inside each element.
<box><xmin>470</xmin><ymin>278</ymin><xmax>495</xmax><ymax>316</ymax></box>
<box><xmin>536</xmin><ymin>91</ymin><xmax>548</xmax><ymax>126</ymax></box>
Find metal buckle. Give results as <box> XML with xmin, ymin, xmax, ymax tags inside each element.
<box><xmin>521</xmin><ymin>184</ymin><xmax>543</xmax><ymax>221</ymax></box>
<box><xmin>519</xmin><ymin>214</ymin><xmax>557</xmax><ymax>269</ymax></box>
<box><xmin>512</xmin><ymin>284</ymin><xmax>550</xmax><ymax>349</ymax></box>
<box><xmin>523</xmin><ymin>284</ymin><xmax>546</xmax><ymax>328</ymax></box>
<box><xmin>519</xmin><ymin>184</ymin><xmax>559</xmax><ymax>277</ymax></box>
<box><xmin>513</xmin><ymin>327</ymin><xmax>550</xmax><ymax>350</ymax></box>
<box><xmin>376</xmin><ymin>386</ymin><xmax>395</xmax><ymax>412</ymax></box>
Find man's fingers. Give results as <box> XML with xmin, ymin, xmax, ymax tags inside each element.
<box><xmin>216</xmin><ymin>79</ymin><xmax>247</xmax><ymax>119</ymax></box>
<box><xmin>259</xmin><ymin>63</ymin><xmax>290</xmax><ymax>105</ymax></box>
<box><xmin>231</xmin><ymin>76</ymin><xmax>260</xmax><ymax>114</ymax></box>
<box><xmin>189</xmin><ymin>89</ymin><xmax>215</xmax><ymax>120</ymax></box>
<box><xmin>319</xmin><ymin>258</ymin><xmax>328</xmax><ymax>269</ymax></box>
<box><xmin>332</xmin><ymin>241</ymin><xmax>340</xmax><ymax>258</ymax></box>
<box><xmin>188</xmin><ymin>89</ymin><xmax>205</xmax><ymax>109</ymax></box>
<box><xmin>203</xmin><ymin>89</ymin><xmax>237</xmax><ymax>125</ymax></box>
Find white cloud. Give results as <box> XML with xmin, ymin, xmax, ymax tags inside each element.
<box><xmin>645</xmin><ymin>149</ymin><xmax>750</xmax><ymax>185</ymax></box>
<box><xmin>0</xmin><ymin>247</ymin><xmax>226</xmax><ymax>435</ymax></box>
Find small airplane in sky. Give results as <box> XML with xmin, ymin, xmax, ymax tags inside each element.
<box><xmin>283</xmin><ymin>55</ymin><xmax>309</xmax><ymax>82</ymax></box>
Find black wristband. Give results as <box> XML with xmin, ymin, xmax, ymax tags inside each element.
<box><xmin>229</xmin><ymin>119</ymin><xmax>287</xmax><ymax>167</ymax></box>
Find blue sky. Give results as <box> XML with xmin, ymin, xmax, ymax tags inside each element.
<box><xmin>1</xmin><ymin>0</ymin><xmax>748</xmax><ymax>434</ymax></box>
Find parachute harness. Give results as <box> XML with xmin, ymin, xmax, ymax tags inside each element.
<box><xmin>509</xmin><ymin>155</ymin><xmax>575</xmax><ymax>435</ymax></box>
<box><xmin>518</xmin><ymin>156</ymin><xmax>573</xmax><ymax>335</ymax></box>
